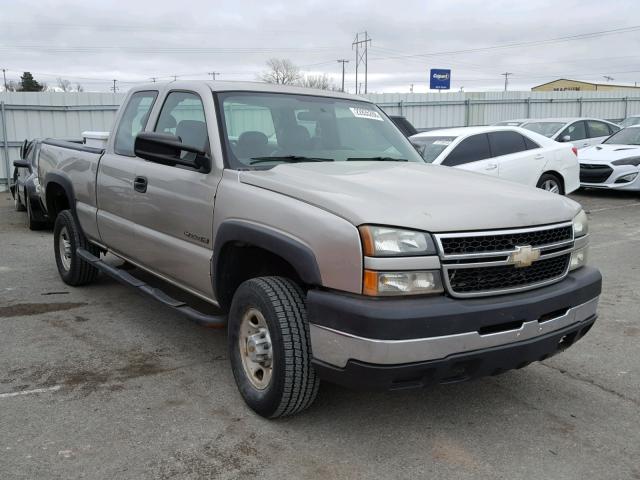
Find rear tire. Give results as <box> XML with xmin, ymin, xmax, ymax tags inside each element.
<box><xmin>53</xmin><ymin>210</ymin><xmax>100</xmax><ymax>286</ymax></box>
<box><xmin>228</xmin><ymin>276</ymin><xmax>319</xmax><ymax>418</ymax></box>
<box><xmin>26</xmin><ymin>196</ymin><xmax>47</xmax><ymax>231</ymax></box>
<box><xmin>536</xmin><ymin>173</ymin><xmax>564</xmax><ymax>195</ymax></box>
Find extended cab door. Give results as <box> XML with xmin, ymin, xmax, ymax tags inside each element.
<box><xmin>440</xmin><ymin>133</ymin><xmax>499</xmax><ymax>177</ymax></box>
<box><xmin>128</xmin><ymin>89</ymin><xmax>220</xmax><ymax>299</ymax></box>
<box><xmin>487</xmin><ymin>130</ymin><xmax>544</xmax><ymax>187</ymax></box>
<box><xmin>96</xmin><ymin>90</ymin><xmax>158</xmax><ymax>258</ymax></box>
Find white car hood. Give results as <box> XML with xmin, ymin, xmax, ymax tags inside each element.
<box><xmin>239</xmin><ymin>162</ymin><xmax>581</xmax><ymax>232</ymax></box>
<box><xmin>579</xmin><ymin>144</ymin><xmax>640</xmax><ymax>163</ymax></box>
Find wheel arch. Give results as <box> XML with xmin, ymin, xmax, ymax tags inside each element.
<box><xmin>212</xmin><ymin>220</ymin><xmax>322</xmax><ymax>310</ymax></box>
<box><xmin>44</xmin><ymin>172</ymin><xmax>76</xmax><ymax>219</ymax></box>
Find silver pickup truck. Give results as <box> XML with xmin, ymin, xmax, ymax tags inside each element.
<box><xmin>38</xmin><ymin>81</ymin><xmax>601</xmax><ymax>418</ymax></box>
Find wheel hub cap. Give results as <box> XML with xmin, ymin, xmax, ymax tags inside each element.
<box><xmin>239</xmin><ymin>308</ymin><xmax>273</xmax><ymax>390</ymax></box>
<box><xmin>58</xmin><ymin>227</ymin><xmax>72</xmax><ymax>271</ymax></box>
<box><xmin>542</xmin><ymin>180</ymin><xmax>560</xmax><ymax>194</ymax></box>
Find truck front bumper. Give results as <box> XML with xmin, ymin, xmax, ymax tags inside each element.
<box><xmin>307</xmin><ymin>266</ymin><xmax>601</xmax><ymax>390</ymax></box>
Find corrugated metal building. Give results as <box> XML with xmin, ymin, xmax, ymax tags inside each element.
<box><xmin>532</xmin><ymin>79</ymin><xmax>640</xmax><ymax>92</ymax></box>
<box><xmin>1</xmin><ymin>91</ymin><xmax>125</xmax><ymax>190</ymax></box>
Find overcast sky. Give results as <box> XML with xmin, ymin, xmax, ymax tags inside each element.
<box><xmin>2</xmin><ymin>0</ymin><xmax>640</xmax><ymax>93</ymax></box>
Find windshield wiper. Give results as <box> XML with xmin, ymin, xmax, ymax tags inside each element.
<box><xmin>250</xmin><ymin>155</ymin><xmax>333</xmax><ymax>165</ymax></box>
<box><xmin>346</xmin><ymin>157</ymin><xmax>408</xmax><ymax>162</ymax></box>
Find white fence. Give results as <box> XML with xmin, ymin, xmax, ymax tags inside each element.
<box><xmin>364</xmin><ymin>90</ymin><xmax>640</xmax><ymax>130</ymax></box>
<box><xmin>0</xmin><ymin>92</ymin><xmax>125</xmax><ymax>190</ymax></box>
<box><xmin>4</xmin><ymin>89</ymin><xmax>640</xmax><ymax>189</ymax></box>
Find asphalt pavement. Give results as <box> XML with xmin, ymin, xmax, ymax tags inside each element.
<box><xmin>0</xmin><ymin>190</ymin><xmax>639</xmax><ymax>479</ymax></box>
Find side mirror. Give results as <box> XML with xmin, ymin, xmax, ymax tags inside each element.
<box><xmin>561</xmin><ymin>135</ymin><xmax>571</xmax><ymax>142</ymax></box>
<box><xmin>13</xmin><ymin>159</ymin><xmax>32</xmax><ymax>172</ymax></box>
<box><xmin>134</xmin><ymin>132</ymin><xmax>210</xmax><ymax>171</ymax></box>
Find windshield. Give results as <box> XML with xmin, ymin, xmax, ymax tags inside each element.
<box><xmin>217</xmin><ymin>92</ymin><xmax>425</xmax><ymax>169</ymax></box>
<box><xmin>619</xmin><ymin>117</ymin><xmax>640</xmax><ymax>128</ymax></box>
<box><xmin>523</xmin><ymin>122</ymin><xmax>565</xmax><ymax>137</ymax></box>
<box><xmin>603</xmin><ymin>127</ymin><xmax>640</xmax><ymax>145</ymax></box>
<box><xmin>410</xmin><ymin>136</ymin><xmax>456</xmax><ymax>163</ymax></box>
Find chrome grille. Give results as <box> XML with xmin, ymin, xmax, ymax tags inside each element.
<box><xmin>435</xmin><ymin>223</ymin><xmax>574</xmax><ymax>298</ymax></box>
<box><xmin>448</xmin><ymin>254</ymin><xmax>570</xmax><ymax>294</ymax></box>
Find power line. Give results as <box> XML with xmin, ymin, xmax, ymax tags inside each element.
<box><xmin>501</xmin><ymin>72</ymin><xmax>513</xmax><ymax>91</ymax></box>
<box><xmin>352</xmin><ymin>31</ymin><xmax>372</xmax><ymax>94</ymax></box>
<box><xmin>337</xmin><ymin>59</ymin><xmax>349</xmax><ymax>92</ymax></box>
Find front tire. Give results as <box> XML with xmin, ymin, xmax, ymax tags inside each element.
<box><xmin>53</xmin><ymin>210</ymin><xmax>100</xmax><ymax>286</ymax></box>
<box><xmin>536</xmin><ymin>173</ymin><xmax>564</xmax><ymax>195</ymax></box>
<box><xmin>228</xmin><ymin>277</ymin><xmax>319</xmax><ymax>418</ymax></box>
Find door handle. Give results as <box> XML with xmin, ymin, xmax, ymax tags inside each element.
<box><xmin>534</xmin><ymin>154</ymin><xmax>545</xmax><ymax>160</ymax></box>
<box><xmin>133</xmin><ymin>176</ymin><xmax>147</xmax><ymax>193</ymax></box>
<box><xmin>485</xmin><ymin>163</ymin><xmax>498</xmax><ymax>171</ymax></box>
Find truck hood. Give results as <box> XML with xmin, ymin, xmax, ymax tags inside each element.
<box><xmin>239</xmin><ymin>162</ymin><xmax>581</xmax><ymax>232</ymax></box>
<box><xmin>579</xmin><ymin>144</ymin><xmax>640</xmax><ymax>163</ymax></box>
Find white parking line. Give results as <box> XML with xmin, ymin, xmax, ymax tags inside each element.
<box><xmin>0</xmin><ymin>385</ymin><xmax>62</xmax><ymax>399</ymax></box>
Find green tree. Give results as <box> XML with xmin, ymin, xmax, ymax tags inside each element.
<box><xmin>19</xmin><ymin>72</ymin><xmax>45</xmax><ymax>92</ymax></box>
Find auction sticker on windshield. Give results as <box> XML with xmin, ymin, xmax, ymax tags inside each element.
<box><xmin>350</xmin><ymin>107</ymin><xmax>384</xmax><ymax>121</ymax></box>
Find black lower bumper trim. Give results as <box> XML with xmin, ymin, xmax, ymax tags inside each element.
<box><xmin>312</xmin><ymin>315</ymin><xmax>596</xmax><ymax>391</ymax></box>
<box><xmin>307</xmin><ymin>267</ymin><xmax>602</xmax><ymax>340</ymax></box>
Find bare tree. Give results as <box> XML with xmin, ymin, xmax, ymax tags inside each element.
<box><xmin>57</xmin><ymin>77</ymin><xmax>72</xmax><ymax>92</ymax></box>
<box><xmin>299</xmin><ymin>74</ymin><xmax>338</xmax><ymax>91</ymax></box>
<box><xmin>75</xmin><ymin>83</ymin><xmax>84</xmax><ymax>92</ymax></box>
<box><xmin>259</xmin><ymin>58</ymin><xmax>301</xmax><ymax>85</ymax></box>
<box><xmin>5</xmin><ymin>80</ymin><xmax>19</xmax><ymax>92</ymax></box>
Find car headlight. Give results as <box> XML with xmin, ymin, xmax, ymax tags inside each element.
<box><xmin>612</xmin><ymin>157</ymin><xmax>640</xmax><ymax>166</ymax></box>
<box><xmin>363</xmin><ymin>270</ymin><xmax>444</xmax><ymax>296</ymax></box>
<box><xmin>359</xmin><ymin>226</ymin><xmax>436</xmax><ymax>257</ymax></box>
<box><xmin>572</xmin><ymin>210</ymin><xmax>588</xmax><ymax>238</ymax></box>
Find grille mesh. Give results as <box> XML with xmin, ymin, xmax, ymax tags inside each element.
<box><xmin>447</xmin><ymin>254</ymin><xmax>570</xmax><ymax>294</ymax></box>
<box><xmin>440</xmin><ymin>226</ymin><xmax>573</xmax><ymax>255</ymax></box>
<box><xmin>580</xmin><ymin>164</ymin><xmax>613</xmax><ymax>183</ymax></box>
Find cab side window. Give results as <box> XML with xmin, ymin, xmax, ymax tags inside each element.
<box><xmin>154</xmin><ymin>91</ymin><xmax>208</xmax><ymax>155</ymax></box>
<box><xmin>114</xmin><ymin>91</ymin><xmax>158</xmax><ymax>156</ymax></box>
<box><xmin>487</xmin><ymin>131</ymin><xmax>529</xmax><ymax>157</ymax></box>
<box><xmin>586</xmin><ymin>120</ymin><xmax>612</xmax><ymax>138</ymax></box>
<box><xmin>442</xmin><ymin>134</ymin><xmax>491</xmax><ymax>166</ymax></box>
<box><xmin>559</xmin><ymin>121</ymin><xmax>586</xmax><ymax>141</ymax></box>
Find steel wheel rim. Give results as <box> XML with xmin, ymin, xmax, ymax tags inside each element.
<box><xmin>58</xmin><ymin>226</ymin><xmax>72</xmax><ymax>271</ymax></box>
<box><xmin>542</xmin><ymin>179</ymin><xmax>560</xmax><ymax>194</ymax></box>
<box><xmin>238</xmin><ymin>307</ymin><xmax>273</xmax><ymax>390</ymax></box>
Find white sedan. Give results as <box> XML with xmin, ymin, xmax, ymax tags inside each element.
<box><xmin>521</xmin><ymin>117</ymin><xmax>620</xmax><ymax>149</ymax></box>
<box><xmin>410</xmin><ymin>126</ymin><xmax>579</xmax><ymax>194</ymax></box>
<box><xmin>579</xmin><ymin>125</ymin><xmax>640</xmax><ymax>191</ymax></box>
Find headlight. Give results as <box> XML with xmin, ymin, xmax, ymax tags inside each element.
<box><xmin>572</xmin><ymin>210</ymin><xmax>588</xmax><ymax>238</ymax></box>
<box><xmin>363</xmin><ymin>270</ymin><xmax>443</xmax><ymax>296</ymax></box>
<box><xmin>569</xmin><ymin>246</ymin><xmax>588</xmax><ymax>271</ymax></box>
<box><xmin>359</xmin><ymin>226</ymin><xmax>436</xmax><ymax>257</ymax></box>
<box><xmin>612</xmin><ymin>157</ymin><xmax>640</xmax><ymax>166</ymax></box>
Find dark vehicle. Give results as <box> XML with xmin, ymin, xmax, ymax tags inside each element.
<box><xmin>389</xmin><ymin>115</ymin><xmax>418</xmax><ymax>137</ymax></box>
<box><xmin>11</xmin><ymin>139</ymin><xmax>50</xmax><ymax>230</ymax></box>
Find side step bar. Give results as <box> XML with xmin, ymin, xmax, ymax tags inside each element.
<box><xmin>77</xmin><ymin>248</ymin><xmax>227</xmax><ymax>328</ymax></box>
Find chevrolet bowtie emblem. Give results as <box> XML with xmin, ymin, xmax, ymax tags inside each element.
<box><xmin>509</xmin><ymin>245</ymin><xmax>541</xmax><ymax>268</ymax></box>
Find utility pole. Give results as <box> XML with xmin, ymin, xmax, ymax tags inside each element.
<box><xmin>111</xmin><ymin>79</ymin><xmax>118</xmax><ymax>93</ymax></box>
<box><xmin>337</xmin><ymin>59</ymin><xmax>349</xmax><ymax>92</ymax></box>
<box><xmin>410</xmin><ymin>83</ymin><xmax>414</xmax><ymax>93</ymax></box>
<box><xmin>603</xmin><ymin>75</ymin><xmax>614</xmax><ymax>82</ymax></box>
<box><xmin>352</xmin><ymin>31</ymin><xmax>372</xmax><ymax>94</ymax></box>
<box><xmin>173</xmin><ymin>75</ymin><xmax>178</xmax><ymax>81</ymax></box>
<box><xmin>150</xmin><ymin>77</ymin><xmax>157</xmax><ymax>83</ymax></box>
<box><xmin>2</xmin><ymin>69</ymin><xmax>6</xmax><ymax>91</ymax></box>
<box><xmin>501</xmin><ymin>72</ymin><xmax>512</xmax><ymax>92</ymax></box>
<box><xmin>208</xmin><ymin>72</ymin><xmax>221</xmax><ymax>81</ymax></box>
